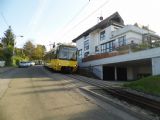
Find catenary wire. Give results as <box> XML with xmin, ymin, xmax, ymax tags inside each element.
<box><xmin>61</xmin><ymin>0</ymin><xmax>110</xmax><ymax>41</ymax></box>
<box><xmin>0</xmin><ymin>12</ymin><xmax>9</xmax><ymax>27</ymax></box>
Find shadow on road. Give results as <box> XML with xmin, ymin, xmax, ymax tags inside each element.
<box><xmin>0</xmin><ymin>66</ymin><xmax>72</xmax><ymax>79</ymax></box>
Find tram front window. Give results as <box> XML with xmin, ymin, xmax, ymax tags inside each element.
<box><xmin>59</xmin><ymin>47</ymin><xmax>77</xmax><ymax>60</ymax></box>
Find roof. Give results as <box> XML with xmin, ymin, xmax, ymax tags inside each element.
<box><xmin>72</xmin><ymin>12</ymin><xmax>124</xmax><ymax>42</ymax></box>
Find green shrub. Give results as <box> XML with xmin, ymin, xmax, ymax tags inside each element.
<box><xmin>12</xmin><ymin>56</ymin><xmax>25</xmax><ymax>66</ymax></box>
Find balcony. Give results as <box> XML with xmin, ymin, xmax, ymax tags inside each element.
<box><xmin>82</xmin><ymin>50</ymin><xmax>128</xmax><ymax>62</ymax></box>
<box><xmin>82</xmin><ymin>40</ymin><xmax>160</xmax><ymax>62</ymax></box>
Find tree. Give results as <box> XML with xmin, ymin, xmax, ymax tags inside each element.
<box><xmin>0</xmin><ymin>43</ymin><xmax>3</xmax><ymax>48</ymax></box>
<box><xmin>23</xmin><ymin>40</ymin><xmax>35</xmax><ymax>60</ymax></box>
<box><xmin>32</xmin><ymin>45</ymin><xmax>46</xmax><ymax>60</ymax></box>
<box><xmin>0</xmin><ymin>26</ymin><xmax>15</xmax><ymax>66</ymax></box>
<box><xmin>15</xmin><ymin>48</ymin><xmax>26</xmax><ymax>58</ymax></box>
<box><xmin>1</xmin><ymin>26</ymin><xmax>15</xmax><ymax>48</ymax></box>
<box><xmin>23</xmin><ymin>41</ymin><xmax>46</xmax><ymax>60</ymax></box>
<box><xmin>0</xmin><ymin>47</ymin><xmax>4</xmax><ymax>60</ymax></box>
<box><xmin>3</xmin><ymin>47</ymin><xmax>13</xmax><ymax>66</ymax></box>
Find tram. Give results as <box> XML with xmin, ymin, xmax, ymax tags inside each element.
<box><xmin>44</xmin><ymin>43</ymin><xmax>78</xmax><ymax>73</ymax></box>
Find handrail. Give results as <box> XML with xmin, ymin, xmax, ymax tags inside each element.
<box><xmin>82</xmin><ymin>42</ymin><xmax>160</xmax><ymax>62</ymax></box>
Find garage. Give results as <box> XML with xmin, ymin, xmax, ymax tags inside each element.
<box><xmin>103</xmin><ymin>66</ymin><xmax>115</xmax><ymax>80</ymax></box>
<box><xmin>117</xmin><ymin>67</ymin><xmax>127</xmax><ymax>81</ymax></box>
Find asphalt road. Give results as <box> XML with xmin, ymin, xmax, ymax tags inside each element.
<box><xmin>0</xmin><ymin>66</ymin><xmax>141</xmax><ymax>120</ymax></box>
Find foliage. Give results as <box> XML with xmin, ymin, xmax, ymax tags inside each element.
<box><xmin>15</xmin><ymin>48</ymin><xmax>26</xmax><ymax>58</ymax></box>
<box><xmin>124</xmin><ymin>75</ymin><xmax>160</xmax><ymax>96</ymax></box>
<box><xmin>3</xmin><ymin>46</ymin><xmax>13</xmax><ymax>66</ymax></box>
<box><xmin>0</xmin><ymin>26</ymin><xmax>15</xmax><ymax>66</ymax></box>
<box><xmin>0</xmin><ymin>48</ymin><xmax>4</xmax><ymax>60</ymax></box>
<box><xmin>23</xmin><ymin>40</ymin><xmax>35</xmax><ymax>59</ymax></box>
<box><xmin>131</xmin><ymin>42</ymin><xmax>160</xmax><ymax>52</ymax></box>
<box><xmin>32</xmin><ymin>45</ymin><xmax>46</xmax><ymax>60</ymax></box>
<box><xmin>1</xmin><ymin>26</ymin><xmax>15</xmax><ymax>48</ymax></box>
<box><xmin>12</xmin><ymin>56</ymin><xmax>28</xmax><ymax>66</ymax></box>
<box><xmin>23</xmin><ymin>40</ymin><xmax>46</xmax><ymax>60</ymax></box>
<box><xmin>0</xmin><ymin>43</ymin><xmax>3</xmax><ymax>48</ymax></box>
<box><xmin>12</xmin><ymin>48</ymin><xmax>29</xmax><ymax>66</ymax></box>
<box><xmin>0</xmin><ymin>27</ymin><xmax>46</xmax><ymax>66</ymax></box>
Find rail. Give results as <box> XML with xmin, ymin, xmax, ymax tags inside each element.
<box><xmin>105</xmin><ymin>88</ymin><xmax>160</xmax><ymax>115</ymax></box>
<box><xmin>65</xmin><ymin>74</ymin><xmax>160</xmax><ymax>115</ymax></box>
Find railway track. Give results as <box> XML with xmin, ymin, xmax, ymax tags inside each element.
<box><xmin>105</xmin><ymin>88</ymin><xmax>160</xmax><ymax>115</ymax></box>
<box><xmin>66</xmin><ymin>74</ymin><xmax>160</xmax><ymax>115</ymax></box>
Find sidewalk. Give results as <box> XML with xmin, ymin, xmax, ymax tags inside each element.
<box><xmin>0</xmin><ymin>67</ymin><xmax>15</xmax><ymax>99</ymax></box>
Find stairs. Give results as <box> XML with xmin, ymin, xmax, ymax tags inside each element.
<box><xmin>76</xmin><ymin>67</ymin><xmax>100</xmax><ymax>79</ymax></box>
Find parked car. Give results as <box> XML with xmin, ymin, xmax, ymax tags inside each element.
<box><xmin>19</xmin><ymin>61</ymin><xmax>30</xmax><ymax>68</ymax></box>
<box><xmin>30</xmin><ymin>61</ymin><xmax>35</xmax><ymax>66</ymax></box>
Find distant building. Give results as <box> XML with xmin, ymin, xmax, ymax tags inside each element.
<box><xmin>72</xmin><ymin>12</ymin><xmax>160</xmax><ymax>81</ymax></box>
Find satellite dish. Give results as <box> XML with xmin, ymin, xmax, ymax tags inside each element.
<box><xmin>99</xmin><ymin>16</ymin><xmax>103</xmax><ymax>21</ymax></box>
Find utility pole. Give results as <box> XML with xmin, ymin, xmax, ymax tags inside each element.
<box><xmin>49</xmin><ymin>42</ymin><xmax>55</xmax><ymax>50</ymax></box>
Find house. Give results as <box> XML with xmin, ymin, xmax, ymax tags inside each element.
<box><xmin>72</xmin><ymin>12</ymin><xmax>160</xmax><ymax>81</ymax></box>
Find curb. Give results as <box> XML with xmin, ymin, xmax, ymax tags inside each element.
<box><xmin>80</xmin><ymin>87</ymin><xmax>153</xmax><ymax>120</ymax></box>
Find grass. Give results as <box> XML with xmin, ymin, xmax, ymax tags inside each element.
<box><xmin>124</xmin><ymin>75</ymin><xmax>160</xmax><ymax>96</ymax></box>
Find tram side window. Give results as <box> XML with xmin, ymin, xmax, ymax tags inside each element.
<box><xmin>59</xmin><ymin>47</ymin><xmax>68</xmax><ymax>59</ymax></box>
<box><xmin>68</xmin><ymin>48</ymin><xmax>77</xmax><ymax>60</ymax></box>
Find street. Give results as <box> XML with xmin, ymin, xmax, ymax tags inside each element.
<box><xmin>0</xmin><ymin>66</ymin><xmax>141</xmax><ymax>120</ymax></box>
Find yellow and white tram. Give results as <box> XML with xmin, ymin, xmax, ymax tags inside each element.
<box><xmin>44</xmin><ymin>44</ymin><xmax>78</xmax><ymax>73</ymax></box>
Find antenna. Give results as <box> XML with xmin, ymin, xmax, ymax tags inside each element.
<box><xmin>97</xmin><ymin>16</ymin><xmax>103</xmax><ymax>23</ymax></box>
<box><xmin>99</xmin><ymin>16</ymin><xmax>103</xmax><ymax>21</ymax></box>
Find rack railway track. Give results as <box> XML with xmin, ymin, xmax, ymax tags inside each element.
<box><xmin>105</xmin><ymin>88</ymin><xmax>160</xmax><ymax>115</ymax></box>
<box><xmin>65</xmin><ymin>74</ymin><xmax>160</xmax><ymax>115</ymax></box>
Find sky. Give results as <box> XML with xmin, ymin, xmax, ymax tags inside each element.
<box><xmin>0</xmin><ymin>0</ymin><xmax>160</xmax><ymax>51</ymax></box>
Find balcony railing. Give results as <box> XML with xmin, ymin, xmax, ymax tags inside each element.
<box><xmin>82</xmin><ymin>41</ymin><xmax>160</xmax><ymax>62</ymax></box>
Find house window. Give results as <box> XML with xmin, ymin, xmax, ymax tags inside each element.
<box><xmin>100</xmin><ymin>30</ymin><xmax>105</xmax><ymax>41</ymax></box>
<box><xmin>78</xmin><ymin>49</ymin><xmax>82</xmax><ymax>58</ymax></box>
<box><xmin>95</xmin><ymin>46</ymin><xmax>99</xmax><ymax>52</ymax></box>
<box><xmin>84</xmin><ymin>51</ymin><xmax>89</xmax><ymax>57</ymax></box>
<box><xmin>118</xmin><ymin>36</ymin><xmax>126</xmax><ymax>47</ymax></box>
<box><xmin>84</xmin><ymin>40</ymin><xmax>89</xmax><ymax>51</ymax></box>
<box><xmin>101</xmin><ymin>40</ymin><xmax>115</xmax><ymax>53</ymax></box>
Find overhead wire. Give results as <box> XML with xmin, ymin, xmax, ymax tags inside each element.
<box><xmin>62</xmin><ymin>1</ymin><xmax>90</xmax><ymax>30</ymax></box>
<box><xmin>71</xmin><ymin>0</ymin><xmax>110</xmax><ymax>30</ymax></box>
<box><xmin>60</xmin><ymin>0</ymin><xmax>110</xmax><ymax>42</ymax></box>
<box><xmin>0</xmin><ymin>12</ymin><xmax>9</xmax><ymax>27</ymax></box>
<box><xmin>49</xmin><ymin>1</ymin><xmax>90</xmax><ymax>46</ymax></box>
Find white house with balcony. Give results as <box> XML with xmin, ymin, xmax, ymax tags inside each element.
<box><xmin>72</xmin><ymin>12</ymin><xmax>160</xmax><ymax>81</ymax></box>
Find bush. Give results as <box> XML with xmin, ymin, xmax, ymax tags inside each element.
<box><xmin>12</xmin><ymin>56</ymin><xmax>25</xmax><ymax>66</ymax></box>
